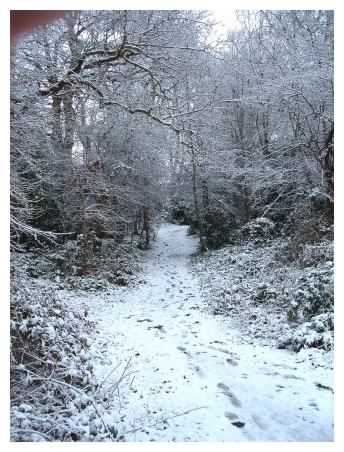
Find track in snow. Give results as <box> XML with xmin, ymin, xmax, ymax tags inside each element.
<box><xmin>83</xmin><ymin>224</ymin><xmax>333</xmax><ymax>441</ymax></box>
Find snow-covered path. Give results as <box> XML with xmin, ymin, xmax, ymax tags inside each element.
<box><xmin>82</xmin><ymin>224</ymin><xmax>333</xmax><ymax>441</ymax></box>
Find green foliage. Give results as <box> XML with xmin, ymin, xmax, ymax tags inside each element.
<box><xmin>240</xmin><ymin>217</ymin><xmax>276</xmax><ymax>243</ymax></box>
<box><xmin>202</xmin><ymin>205</ymin><xmax>237</xmax><ymax>248</ymax></box>
<box><xmin>286</xmin><ymin>263</ymin><xmax>333</xmax><ymax>321</ymax></box>
<box><xmin>278</xmin><ymin>313</ymin><xmax>334</xmax><ymax>351</ymax></box>
<box><xmin>253</xmin><ymin>283</ymin><xmax>277</xmax><ymax>304</ymax></box>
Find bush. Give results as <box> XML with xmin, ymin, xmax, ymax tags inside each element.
<box><xmin>13</xmin><ymin>235</ymin><xmax>142</xmax><ymax>290</ymax></box>
<box><xmin>10</xmin><ymin>275</ymin><xmax>119</xmax><ymax>441</ymax></box>
<box><xmin>273</xmin><ymin>240</ymin><xmax>300</xmax><ymax>265</ymax></box>
<box><xmin>253</xmin><ymin>283</ymin><xmax>278</xmax><ymax>304</ymax></box>
<box><xmin>202</xmin><ymin>205</ymin><xmax>237</xmax><ymax>248</ymax></box>
<box><xmin>240</xmin><ymin>217</ymin><xmax>275</xmax><ymax>243</ymax></box>
<box><xmin>286</xmin><ymin>262</ymin><xmax>333</xmax><ymax>321</ymax></box>
<box><xmin>299</xmin><ymin>241</ymin><xmax>334</xmax><ymax>268</ymax></box>
<box><xmin>278</xmin><ymin>313</ymin><xmax>334</xmax><ymax>352</ymax></box>
<box><xmin>280</xmin><ymin>201</ymin><xmax>332</xmax><ymax>261</ymax></box>
<box><xmin>273</xmin><ymin>238</ymin><xmax>333</xmax><ymax>267</ymax></box>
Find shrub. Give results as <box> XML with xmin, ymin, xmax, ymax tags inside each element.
<box><xmin>253</xmin><ymin>283</ymin><xmax>278</xmax><ymax>304</ymax></box>
<box><xmin>278</xmin><ymin>313</ymin><xmax>334</xmax><ymax>352</ymax></box>
<box><xmin>286</xmin><ymin>262</ymin><xmax>333</xmax><ymax>321</ymax></box>
<box><xmin>240</xmin><ymin>217</ymin><xmax>275</xmax><ymax>243</ymax></box>
<box><xmin>299</xmin><ymin>241</ymin><xmax>334</xmax><ymax>268</ymax></box>
<box><xmin>10</xmin><ymin>275</ymin><xmax>119</xmax><ymax>441</ymax></box>
<box><xmin>202</xmin><ymin>205</ymin><xmax>237</xmax><ymax>248</ymax></box>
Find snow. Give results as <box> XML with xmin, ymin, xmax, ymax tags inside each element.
<box><xmin>194</xmin><ymin>235</ymin><xmax>333</xmax><ymax>361</ymax></box>
<box><xmin>64</xmin><ymin>223</ymin><xmax>333</xmax><ymax>441</ymax></box>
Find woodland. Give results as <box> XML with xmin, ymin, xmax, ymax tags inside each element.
<box><xmin>10</xmin><ymin>10</ymin><xmax>334</xmax><ymax>442</ymax></box>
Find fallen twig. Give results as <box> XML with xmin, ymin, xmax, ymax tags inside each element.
<box><xmin>122</xmin><ymin>405</ymin><xmax>208</xmax><ymax>436</ymax></box>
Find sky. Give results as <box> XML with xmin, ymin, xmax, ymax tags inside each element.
<box><xmin>211</xmin><ymin>9</ymin><xmax>241</xmax><ymax>33</ymax></box>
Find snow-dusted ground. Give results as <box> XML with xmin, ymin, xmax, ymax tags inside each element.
<box><xmin>66</xmin><ymin>223</ymin><xmax>333</xmax><ymax>442</ymax></box>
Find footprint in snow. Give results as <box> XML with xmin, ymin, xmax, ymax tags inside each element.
<box><xmin>309</xmin><ymin>401</ymin><xmax>320</xmax><ymax>410</ymax></box>
<box><xmin>209</xmin><ymin>345</ymin><xmax>232</xmax><ymax>355</ymax></box>
<box><xmin>263</xmin><ymin>370</ymin><xmax>280</xmax><ymax>377</ymax></box>
<box><xmin>224</xmin><ymin>411</ymin><xmax>239</xmax><ymax>421</ymax></box>
<box><xmin>177</xmin><ymin>346</ymin><xmax>192</xmax><ymax>356</ymax></box>
<box><xmin>231</xmin><ymin>421</ymin><xmax>246</xmax><ymax>428</ymax></box>
<box><xmin>226</xmin><ymin>358</ymin><xmax>239</xmax><ymax>366</ymax></box>
<box><xmin>224</xmin><ymin>413</ymin><xmax>246</xmax><ymax>428</ymax></box>
<box><xmin>217</xmin><ymin>382</ymin><xmax>242</xmax><ymax>407</ymax></box>
<box><xmin>148</xmin><ymin>324</ymin><xmax>165</xmax><ymax>333</ymax></box>
<box><xmin>193</xmin><ymin>365</ymin><xmax>205</xmax><ymax>377</ymax></box>
<box><xmin>314</xmin><ymin>382</ymin><xmax>333</xmax><ymax>392</ymax></box>
<box><xmin>283</xmin><ymin>374</ymin><xmax>305</xmax><ymax>381</ymax></box>
<box><xmin>251</xmin><ymin>413</ymin><xmax>268</xmax><ymax>430</ymax></box>
<box><xmin>272</xmin><ymin>363</ymin><xmax>296</xmax><ymax>371</ymax></box>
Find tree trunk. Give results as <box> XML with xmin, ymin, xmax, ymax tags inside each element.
<box><xmin>191</xmin><ymin>148</ymin><xmax>207</xmax><ymax>252</ymax></box>
<box><xmin>322</xmin><ymin>126</ymin><xmax>334</xmax><ymax>198</ymax></box>
<box><xmin>142</xmin><ymin>206</ymin><xmax>150</xmax><ymax>248</ymax></box>
<box><xmin>62</xmin><ymin>95</ymin><xmax>75</xmax><ymax>168</ymax></box>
